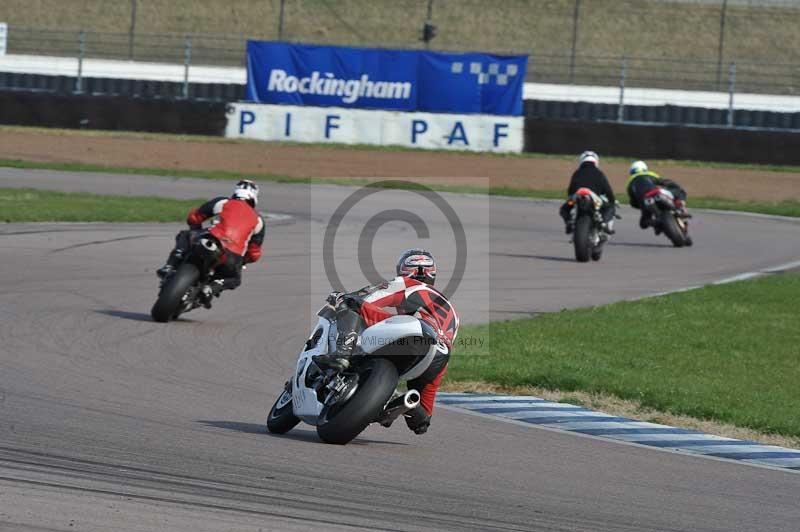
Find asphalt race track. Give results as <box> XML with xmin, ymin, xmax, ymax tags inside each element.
<box><xmin>1</xmin><ymin>168</ymin><xmax>800</xmax><ymax>531</ymax></box>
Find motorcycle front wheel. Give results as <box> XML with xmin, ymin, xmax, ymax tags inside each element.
<box><xmin>267</xmin><ymin>387</ymin><xmax>301</xmax><ymax>434</ymax></box>
<box><xmin>316</xmin><ymin>358</ymin><xmax>398</xmax><ymax>445</ymax></box>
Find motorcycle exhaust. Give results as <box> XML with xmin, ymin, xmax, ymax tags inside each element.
<box><xmin>377</xmin><ymin>390</ymin><xmax>421</xmax><ymax>427</ymax></box>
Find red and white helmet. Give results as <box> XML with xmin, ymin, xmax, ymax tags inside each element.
<box><xmin>232</xmin><ymin>179</ymin><xmax>259</xmax><ymax>207</ymax></box>
<box><xmin>396</xmin><ymin>249</ymin><xmax>437</xmax><ymax>286</ymax></box>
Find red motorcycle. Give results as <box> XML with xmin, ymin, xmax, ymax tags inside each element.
<box><xmin>642</xmin><ymin>187</ymin><xmax>693</xmax><ymax>247</ymax></box>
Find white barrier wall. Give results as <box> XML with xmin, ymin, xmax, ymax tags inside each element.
<box><xmin>225</xmin><ymin>103</ymin><xmax>524</xmax><ymax>153</ymax></box>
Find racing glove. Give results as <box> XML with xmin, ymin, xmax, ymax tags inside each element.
<box><xmin>326</xmin><ymin>291</ymin><xmax>344</xmax><ymax>307</ymax></box>
<box><xmin>340</xmin><ymin>294</ymin><xmax>363</xmax><ymax>311</ymax></box>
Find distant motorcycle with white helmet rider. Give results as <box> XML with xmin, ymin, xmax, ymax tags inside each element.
<box><xmin>559</xmin><ymin>150</ymin><xmax>621</xmax><ymax>262</ymax></box>
<box><xmin>626</xmin><ymin>161</ymin><xmax>693</xmax><ymax>247</ymax></box>
<box><xmin>151</xmin><ymin>179</ymin><xmax>265</xmax><ymax>322</ymax></box>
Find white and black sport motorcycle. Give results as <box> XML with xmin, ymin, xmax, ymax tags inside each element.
<box><xmin>266</xmin><ymin>301</ymin><xmax>445</xmax><ymax>444</ymax></box>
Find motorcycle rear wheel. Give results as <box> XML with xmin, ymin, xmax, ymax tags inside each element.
<box><xmin>660</xmin><ymin>213</ymin><xmax>685</xmax><ymax>248</ymax></box>
<box><xmin>316</xmin><ymin>358</ymin><xmax>398</xmax><ymax>445</ymax></box>
<box><xmin>151</xmin><ymin>263</ymin><xmax>200</xmax><ymax>322</ymax></box>
<box><xmin>573</xmin><ymin>215</ymin><xmax>592</xmax><ymax>263</ymax></box>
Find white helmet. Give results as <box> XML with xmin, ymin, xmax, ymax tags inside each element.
<box><xmin>232</xmin><ymin>179</ymin><xmax>259</xmax><ymax>207</ymax></box>
<box><xmin>578</xmin><ymin>150</ymin><xmax>599</xmax><ymax>166</ymax></box>
<box><xmin>629</xmin><ymin>160</ymin><xmax>648</xmax><ymax>175</ymax></box>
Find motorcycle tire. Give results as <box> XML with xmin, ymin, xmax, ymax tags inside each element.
<box><xmin>684</xmin><ymin>235</ymin><xmax>694</xmax><ymax>247</ymax></box>
<box><xmin>591</xmin><ymin>244</ymin><xmax>604</xmax><ymax>261</ymax></box>
<box><xmin>267</xmin><ymin>388</ymin><xmax>301</xmax><ymax>434</ymax></box>
<box><xmin>151</xmin><ymin>263</ymin><xmax>200</xmax><ymax>322</ymax></box>
<box><xmin>573</xmin><ymin>215</ymin><xmax>592</xmax><ymax>263</ymax></box>
<box><xmin>661</xmin><ymin>213</ymin><xmax>685</xmax><ymax>248</ymax></box>
<box><xmin>316</xmin><ymin>358</ymin><xmax>398</xmax><ymax>445</ymax></box>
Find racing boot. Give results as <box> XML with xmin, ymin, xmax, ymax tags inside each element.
<box><xmin>404</xmin><ymin>405</ymin><xmax>432</xmax><ymax>435</ymax></box>
<box><xmin>157</xmin><ymin>248</ymin><xmax>184</xmax><ymax>279</ymax></box>
<box><xmin>313</xmin><ymin>330</ymin><xmax>359</xmax><ymax>372</ymax></box>
<box><xmin>199</xmin><ymin>284</ymin><xmax>214</xmax><ymax>309</ymax></box>
<box><xmin>639</xmin><ymin>212</ymin><xmax>651</xmax><ymax>230</ymax></box>
<box><xmin>601</xmin><ymin>220</ymin><xmax>616</xmax><ymax>235</ymax></box>
<box><xmin>559</xmin><ymin>202</ymin><xmax>575</xmax><ymax>234</ymax></box>
<box><xmin>209</xmin><ymin>278</ymin><xmax>225</xmax><ymax>297</ymax></box>
<box><xmin>156</xmin><ymin>264</ymin><xmax>175</xmax><ymax>279</ymax></box>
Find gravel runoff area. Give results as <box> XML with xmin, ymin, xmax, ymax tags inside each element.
<box><xmin>0</xmin><ymin>128</ymin><xmax>799</xmax><ymax>202</ymax></box>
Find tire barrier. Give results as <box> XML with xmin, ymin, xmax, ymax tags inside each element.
<box><xmin>0</xmin><ymin>90</ymin><xmax>228</xmax><ymax>135</ymax></box>
<box><xmin>524</xmin><ymin>117</ymin><xmax>800</xmax><ymax>165</ymax></box>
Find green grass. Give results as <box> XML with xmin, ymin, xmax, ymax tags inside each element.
<box><xmin>0</xmin><ymin>188</ymin><xmax>202</xmax><ymax>222</ymax></box>
<box><xmin>450</xmin><ymin>273</ymin><xmax>800</xmax><ymax>437</ymax></box>
<box><xmin>690</xmin><ymin>197</ymin><xmax>800</xmax><ymax>218</ymax></box>
<box><xmin>0</xmin><ymin>156</ymin><xmax>567</xmax><ymax>199</ymax></box>
<box><xmin>4</xmin><ymin>157</ymin><xmax>800</xmax><ymax>218</ymax></box>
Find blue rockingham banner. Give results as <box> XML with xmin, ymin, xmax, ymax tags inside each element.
<box><xmin>245</xmin><ymin>41</ymin><xmax>527</xmax><ymax>116</ymax></box>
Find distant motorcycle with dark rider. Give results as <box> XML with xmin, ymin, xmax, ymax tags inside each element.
<box><xmin>559</xmin><ymin>151</ymin><xmax>620</xmax><ymax>262</ymax></box>
<box><xmin>566</xmin><ymin>187</ymin><xmax>619</xmax><ymax>262</ymax></box>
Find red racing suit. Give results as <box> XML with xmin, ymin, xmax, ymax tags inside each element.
<box><xmin>187</xmin><ymin>196</ymin><xmax>265</xmax><ymax>263</ymax></box>
<box><xmin>352</xmin><ymin>276</ymin><xmax>459</xmax><ymax>416</ymax></box>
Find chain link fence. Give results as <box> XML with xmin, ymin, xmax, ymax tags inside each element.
<box><xmin>4</xmin><ymin>25</ymin><xmax>798</xmax><ymax>97</ymax></box>
<box><xmin>7</xmin><ymin>27</ymin><xmax>244</xmax><ymax>66</ymax></box>
<box><xmin>2</xmin><ymin>1</ymin><xmax>800</xmax><ymax>102</ymax></box>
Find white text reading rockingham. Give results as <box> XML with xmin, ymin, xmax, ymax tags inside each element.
<box><xmin>267</xmin><ymin>69</ymin><xmax>413</xmax><ymax>104</ymax></box>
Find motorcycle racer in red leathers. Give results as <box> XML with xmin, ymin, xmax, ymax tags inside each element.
<box><xmin>156</xmin><ymin>180</ymin><xmax>265</xmax><ymax>307</ymax></box>
<box><xmin>314</xmin><ymin>249</ymin><xmax>459</xmax><ymax>435</ymax></box>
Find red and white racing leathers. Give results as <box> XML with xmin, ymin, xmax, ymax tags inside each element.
<box><xmin>187</xmin><ymin>196</ymin><xmax>265</xmax><ymax>262</ymax></box>
<box><xmin>354</xmin><ymin>276</ymin><xmax>459</xmax><ymax>416</ymax></box>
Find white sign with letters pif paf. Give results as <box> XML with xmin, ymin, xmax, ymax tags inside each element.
<box><xmin>225</xmin><ymin>103</ymin><xmax>523</xmax><ymax>153</ymax></box>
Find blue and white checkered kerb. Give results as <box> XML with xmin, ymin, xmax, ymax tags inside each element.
<box><xmin>437</xmin><ymin>393</ymin><xmax>800</xmax><ymax>472</ymax></box>
<box><xmin>451</xmin><ymin>62</ymin><xmax>520</xmax><ymax>86</ymax></box>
